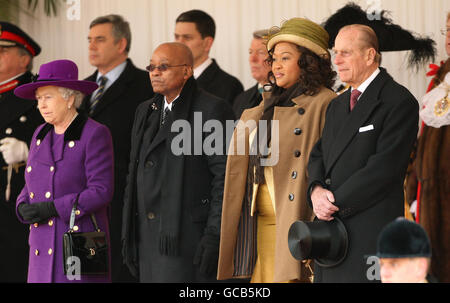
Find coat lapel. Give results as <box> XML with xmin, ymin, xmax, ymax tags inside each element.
<box><xmin>33</xmin><ymin>114</ymin><xmax>89</xmax><ymax>165</ymax></box>
<box><xmin>85</xmin><ymin>59</ymin><xmax>136</xmax><ymax>117</ymax></box>
<box><xmin>325</xmin><ymin>70</ymin><xmax>390</xmax><ymax>174</ymax></box>
<box><xmin>196</xmin><ymin>59</ymin><xmax>219</xmax><ymax>88</ymax></box>
<box><xmin>33</xmin><ymin>124</ymin><xmax>54</xmax><ymax>166</ymax></box>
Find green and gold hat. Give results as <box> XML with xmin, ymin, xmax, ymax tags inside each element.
<box><xmin>267</xmin><ymin>18</ymin><xmax>330</xmax><ymax>59</ymax></box>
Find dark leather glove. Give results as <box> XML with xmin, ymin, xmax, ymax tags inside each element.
<box><xmin>193</xmin><ymin>233</ymin><xmax>220</xmax><ymax>277</ymax></box>
<box><xmin>18</xmin><ymin>202</ymin><xmax>58</xmax><ymax>224</ymax></box>
<box><xmin>18</xmin><ymin>203</ymin><xmax>39</xmax><ymax>222</ymax></box>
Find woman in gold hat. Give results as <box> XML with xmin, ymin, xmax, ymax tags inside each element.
<box><xmin>217</xmin><ymin>18</ymin><xmax>337</xmax><ymax>283</ymax></box>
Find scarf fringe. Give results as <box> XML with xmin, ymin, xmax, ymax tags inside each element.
<box><xmin>159</xmin><ymin>233</ymin><xmax>180</xmax><ymax>257</ymax></box>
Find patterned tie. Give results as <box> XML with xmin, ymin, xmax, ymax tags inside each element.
<box><xmin>90</xmin><ymin>76</ymin><xmax>108</xmax><ymax>114</ymax></box>
<box><xmin>161</xmin><ymin>107</ymin><xmax>171</xmax><ymax>126</ymax></box>
<box><xmin>350</xmin><ymin>89</ymin><xmax>361</xmax><ymax>111</ymax></box>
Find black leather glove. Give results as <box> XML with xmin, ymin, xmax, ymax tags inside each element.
<box><xmin>18</xmin><ymin>202</ymin><xmax>58</xmax><ymax>224</ymax></box>
<box><xmin>193</xmin><ymin>233</ymin><xmax>220</xmax><ymax>277</ymax></box>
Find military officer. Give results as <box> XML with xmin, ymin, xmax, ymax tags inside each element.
<box><xmin>0</xmin><ymin>22</ymin><xmax>43</xmax><ymax>282</ymax></box>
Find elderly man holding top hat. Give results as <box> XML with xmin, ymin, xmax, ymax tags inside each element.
<box><xmin>0</xmin><ymin>22</ymin><xmax>43</xmax><ymax>282</ymax></box>
<box><xmin>307</xmin><ymin>23</ymin><xmax>419</xmax><ymax>282</ymax></box>
<box><xmin>217</xmin><ymin>18</ymin><xmax>337</xmax><ymax>283</ymax></box>
<box><xmin>14</xmin><ymin>59</ymin><xmax>114</xmax><ymax>283</ymax></box>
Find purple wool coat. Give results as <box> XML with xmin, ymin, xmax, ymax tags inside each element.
<box><xmin>16</xmin><ymin>114</ymin><xmax>114</xmax><ymax>283</ymax></box>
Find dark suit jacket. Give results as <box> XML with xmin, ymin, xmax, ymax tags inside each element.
<box><xmin>80</xmin><ymin>59</ymin><xmax>154</xmax><ymax>281</ymax></box>
<box><xmin>196</xmin><ymin>59</ymin><xmax>243</xmax><ymax>107</ymax></box>
<box><xmin>0</xmin><ymin>72</ymin><xmax>43</xmax><ymax>282</ymax></box>
<box><xmin>232</xmin><ymin>83</ymin><xmax>262</xmax><ymax>118</ymax></box>
<box><xmin>122</xmin><ymin>77</ymin><xmax>235</xmax><ymax>281</ymax></box>
<box><xmin>307</xmin><ymin>68</ymin><xmax>419</xmax><ymax>282</ymax></box>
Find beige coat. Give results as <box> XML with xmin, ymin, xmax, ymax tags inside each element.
<box><xmin>217</xmin><ymin>87</ymin><xmax>336</xmax><ymax>282</ymax></box>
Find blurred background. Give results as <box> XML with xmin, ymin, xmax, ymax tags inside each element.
<box><xmin>2</xmin><ymin>0</ymin><xmax>450</xmax><ymax>101</ymax></box>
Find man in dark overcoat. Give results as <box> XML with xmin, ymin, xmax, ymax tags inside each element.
<box><xmin>174</xmin><ymin>9</ymin><xmax>243</xmax><ymax>107</ymax></box>
<box><xmin>232</xmin><ymin>29</ymin><xmax>272</xmax><ymax>119</ymax></box>
<box><xmin>122</xmin><ymin>42</ymin><xmax>234</xmax><ymax>282</ymax></box>
<box><xmin>80</xmin><ymin>14</ymin><xmax>154</xmax><ymax>282</ymax></box>
<box><xmin>0</xmin><ymin>22</ymin><xmax>43</xmax><ymax>282</ymax></box>
<box><xmin>307</xmin><ymin>24</ymin><xmax>419</xmax><ymax>282</ymax></box>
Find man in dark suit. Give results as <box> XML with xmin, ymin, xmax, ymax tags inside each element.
<box><xmin>81</xmin><ymin>14</ymin><xmax>154</xmax><ymax>282</ymax></box>
<box><xmin>122</xmin><ymin>42</ymin><xmax>234</xmax><ymax>282</ymax></box>
<box><xmin>0</xmin><ymin>22</ymin><xmax>43</xmax><ymax>282</ymax></box>
<box><xmin>307</xmin><ymin>24</ymin><xmax>419</xmax><ymax>282</ymax></box>
<box><xmin>233</xmin><ymin>29</ymin><xmax>272</xmax><ymax>118</ymax></box>
<box><xmin>174</xmin><ymin>9</ymin><xmax>243</xmax><ymax>106</ymax></box>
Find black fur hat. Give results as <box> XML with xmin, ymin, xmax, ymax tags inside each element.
<box><xmin>323</xmin><ymin>2</ymin><xmax>436</xmax><ymax>69</ymax></box>
<box><xmin>376</xmin><ymin>218</ymin><xmax>431</xmax><ymax>258</ymax></box>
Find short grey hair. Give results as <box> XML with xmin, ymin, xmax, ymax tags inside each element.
<box><xmin>58</xmin><ymin>87</ymin><xmax>85</xmax><ymax>109</ymax></box>
<box><xmin>17</xmin><ymin>47</ymin><xmax>33</xmax><ymax>71</ymax></box>
<box><xmin>253</xmin><ymin>29</ymin><xmax>270</xmax><ymax>39</ymax></box>
<box><xmin>90</xmin><ymin>14</ymin><xmax>131</xmax><ymax>53</ymax></box>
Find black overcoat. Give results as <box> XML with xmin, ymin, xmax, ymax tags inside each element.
<box><xmin>122</xmin><ymin>77</ymin><xmax>234</xmax><ymax>281</ymax></box>
<box><xmin>81</xmin><ymin>59</ymin><xmax>154</xmax><ymax>281</ymax></box>
<box><xmin>307</xmin><ymin>68</ymin><xmax>419</xmax><ymax>282</ymax></box>
<box><xmin>196</xmin><ymin>59</ymin><xmax>243</xmax><ymax>107</ymax></box>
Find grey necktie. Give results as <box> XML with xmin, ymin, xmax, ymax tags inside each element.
<box><xmin>90</xmin><ymin>76</ymin><xmax>107</xmax><ymax>114</ymax></box>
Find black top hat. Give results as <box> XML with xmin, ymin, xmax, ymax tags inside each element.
<box><xmin>322</xmin><ymin>2</ymin><xmax>436</xmax><ymax>68</ymax></box>
<box><xmin>0</xmin><ymin>22</ymin><xmax>41</xmax><ymax>57</ymax></box>
<box><xmin>288</xmin><ymin>217</ymin><xmax>348</xmax><ymax>268</ymax></box>
<box><xmin>376</xmin><ymin>218</ymin><xmax>431</xmax><ymax>259</ymax></box>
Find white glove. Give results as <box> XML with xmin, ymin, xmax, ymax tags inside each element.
<box><xmin>409</xmin><ymin>200</ymin><xmax>417</xmax><ymax>217</ymax></box>
<box><xmin>0</xmin><ymin>137</ymin><xmax>29</xmax><ymax>165</ymax></box>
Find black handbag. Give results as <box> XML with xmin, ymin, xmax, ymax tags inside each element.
<box><xmin>63</xmin><ymin>194</ymin><xmax>109</xmax><ymax>275</ymax></box>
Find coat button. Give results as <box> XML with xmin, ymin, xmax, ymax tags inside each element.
<box><xmin>50</xmin><ymin>166</ymin><xmax>55</xmax><ymax>172</ymax></box>
<box><xmin>48</xmin><ymin>248</ymin><xmax>53</xmax><ymax>255</ymax></box>
<box><xmin>75</xmin><ymin>210</ymin><xmax>81</xmax><ymax>216</ymax></box>
<box><xmin>35</xmin><ymin>249</ymin><xmax>39</xmax><ymax>256</ymax></box>
<box><xmin>48</xmin><ymin>220</ymin><xmax>54</xmax><ymax>226</ymax></box>
<box><xmin>5</xmin><ymin>128</ymin><xmax>12</xmax><ymax>135</ymax></box>
<box><xmin>292</xmin><ymin>171</ymin><xmax>298</xmax><ymax>179</ymax></box>
<box><xmin>298</xmin><ymin>108</ymin><xmax>305</xmax><ymax>115</ymax></box>
<box><xmin>201</xmin><ymin>199</ymin><xmax>209</xmax><ymax>205</ymax></box>
<box><xmin>147</xmin><ymin>212</ymin><xmax>155</xmax><ymax>220</ymax></box>
<box><xmin>325</xmin><ymin>178</ymin><xmax>331</xmax><ymax>185</ymax></box>
<box><xmin>20</xmin><ymin>116</ymin><xmax>27</xmax><ymax>123</ymax></box>
<box><xmin>289</xmin><ymin>193</ymin><xmax>295</xmax><ymax>201</ymax></box>
<box><xmin>36</xmin><ymin>140</ymin><xmax>41</xmax><ymax>146</ymax></box>
<box><xmin>45</xmin><ymin>192</ymin><xmax>51</xmax><ymax>199</ymax></box>
<box><xmin>294</xmin><ymin>128</ymin><xmax>302</xmax><ymax>135</ymax></box>
<box><xmin>27</xmin><ymin>166</ymin><xmax>32</xmax><ymax>173</ymax></box>
<box><xmin>29</xmin><ymin>192</ymin><xmax>34</xmax><ymax>199</ymax></box>
<box><xmin>145</xmin><ymin>161</ymin><xmax>154</xmax><ymax>168</ymax></box>
<box><xmin>68</xmin><ymin>141</ymin><xmax>75</xmax><ymax>148</ymax></box>
<box><xmin>294</xmin><ymin>150</ymin><xmax>301</xmax><ymax>157</ymax></box>
<box><xmin>73</xmin><ymin>225</ymin><xmax>79</xmax><ymax>231</ymax></box>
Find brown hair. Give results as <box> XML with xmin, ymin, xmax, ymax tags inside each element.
<box><xmin>267</xmin><ymin>44</ymin><xmax>336</xmax><ymax>96</ymax></box>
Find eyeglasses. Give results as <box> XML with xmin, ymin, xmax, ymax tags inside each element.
<box><xmin>440</xmin><ymin>28</ymin><xmax>450</xmax><ymax>35</ymax></box>
<box><xmin>146</xmin><ymin>64</ymin><xmax>188</xmax><ymax>72</ymax></box>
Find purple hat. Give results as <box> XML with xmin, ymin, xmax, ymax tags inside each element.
<box><xmin>14</xmin><ymin>59</ymin><xmax>98</xmax><ymax>100</ymax></box>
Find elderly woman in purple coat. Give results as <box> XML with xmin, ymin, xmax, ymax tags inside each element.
<box><xmin>14</xmin><ymin>59</ymin><xmax>114</xmax><ymax>283</ymax></box>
